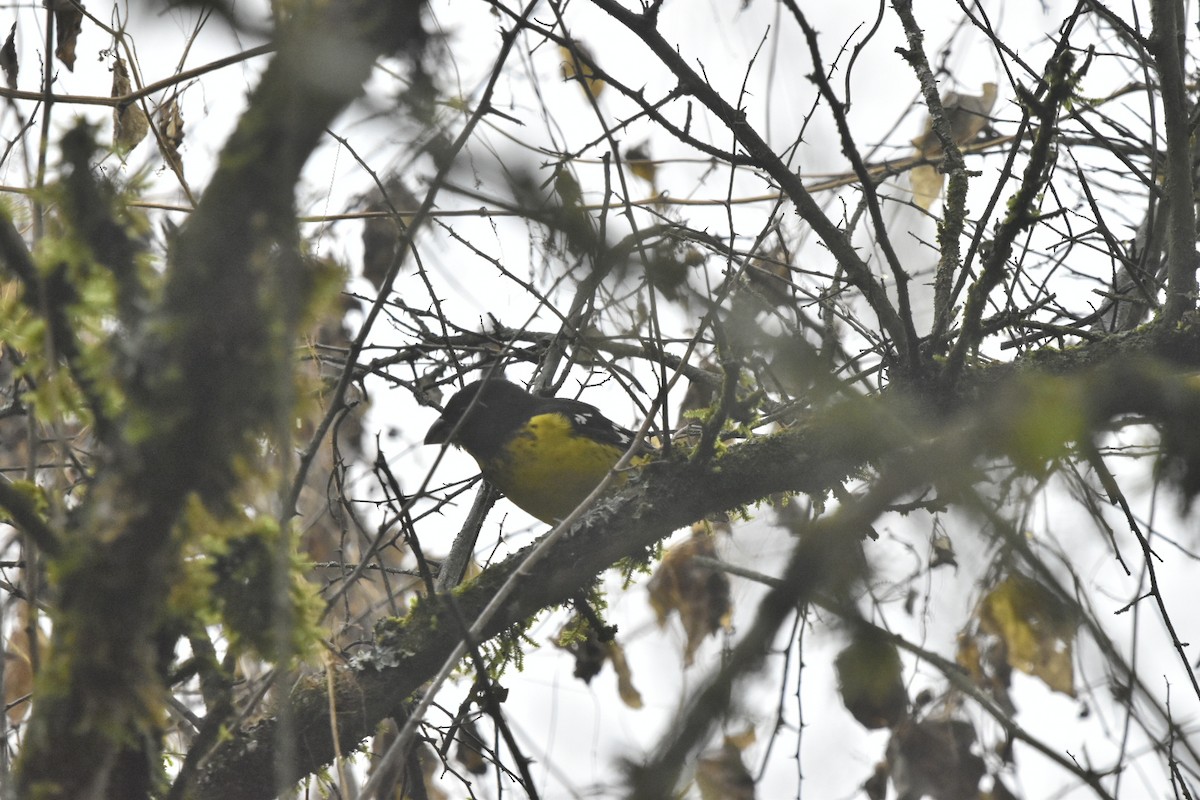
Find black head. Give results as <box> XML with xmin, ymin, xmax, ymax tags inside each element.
<box><xmin>424</xmin><ymin>379</ymin><xmax>536</xmax><ymax>460</ymax></box>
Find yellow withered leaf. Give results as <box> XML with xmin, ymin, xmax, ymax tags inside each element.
<box><xmin>979</xmin><ymin>575</ymin><xmax>1076</xmax><ymax>696</ymax></box>
<box><xmin>607</xmin><ymin>638</ymin><xmax>643</xmax><ymax>709</ymax></box>
<box><xmin>910</xmin><ymin>164</ymin><xmax>944</xmax><ymax>212</ymax></box>
<box><xmin>561</xmin><ymin>41</ymin><xmax>605</xmax><ymax>100</ymax></box>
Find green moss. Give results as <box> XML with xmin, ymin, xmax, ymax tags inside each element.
<box><xmin>176</xmin><ymin>498</ymin><xmax>322</xmax><ymax>663</ymax></box>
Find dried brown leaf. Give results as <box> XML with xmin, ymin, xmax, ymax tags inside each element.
<box><xmin>606</xmin><ymin>638</ymin><xmax>643</xmax><ymax>709</ymax></box>
<box><xmin>4</xmin><ymin>604</ymin><xmax>46</xmax><ymax>726</ymax></box>
<box><xmin>455</xmin><ymin>716</ymin><xmax>488</xmax><ymax>775</ymax></box>
<box><xmin>369</xmin><ymin>719</ymin><xmax>448</xmax><ymax>799</ymax></box>
<box><xmin>745</xmin><ymin>250</ymin><xmax>796</xmax><ymax>308</ymax></box>
<box><xmin>111</xmin><ymin>58</ymin><xmax>148</xmax><ymax>153</ymax></box>
<box><xmin>4</xmin><ymin>628</ymin><xmax>34</xmax><ymax>725</ymax></box>
<box><xmin>930</xmin><ymin>531</ymin><xmax>957</xmax><ymax>569</ymax></box>
<box><xmin>647</xmin><ymin>522</ymin><xmax>733</xmax><ymax>666</ymax></box>
<box><xmin>158</xmin><ymin>95</ymin><xmax>185</xmax><ymax>177</ymax></box>
<box><xmin>912</xmin><ymin>82</ymin><xmax>998</xmax><ymax>155</ymax></box>
<box><xmin>1</xmin><ymin>24</ymin><xmax>17</xmax><ymax>90</ymax></box>
<box><xmin>44</xmin><ymin>0</ymin><xmax>83</xmax><ymax>72</ymax></box>
<box><xmin>553</xmin><ymin>612</ymin><xmax>642</xmax><ymax>708</ymax></box>
<box><xmin>360</xmin><ymin>177</ymin><xmax>419</xmax><ymax>291</ymax></box>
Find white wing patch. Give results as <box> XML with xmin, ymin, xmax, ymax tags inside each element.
<box><xmin>570</xmin><ymin>409</ymin><xmax>635</xmax><ymax>448</ymax></box>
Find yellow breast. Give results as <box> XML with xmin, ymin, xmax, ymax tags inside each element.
<box><xmin>483</xmin><ymin>413</ymin><xmax>627</xmax><ymax>523</ymax></box>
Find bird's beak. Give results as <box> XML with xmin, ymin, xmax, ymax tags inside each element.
<box><xmin>425</xmin><ymin>416</ymin><xmax>451</xmax><ymax>445</ymax></box>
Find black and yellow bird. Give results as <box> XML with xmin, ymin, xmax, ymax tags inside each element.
<box><xmin>424</xmin><ymin>378</ymin><xmax>639</xmax><ymax>523</ymax></box>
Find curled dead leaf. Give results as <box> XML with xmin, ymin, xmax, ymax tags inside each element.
<box><xmin>912</xmin><ymin>83</ymin><xmax>998</xmax><ymax>154</ymax></box>
<box><xmin>455</xmin><ymin>715</ymin><xmax>488</xmax><ymax>775</ymax></box>
<box><xmin>647</xmin><ymin>522</ymin><xmax>733</xmax><ymax>666</ymax></box>
<box><xmin>370</xmin><ymin>719</ymin><xmax>448</xmax><ymax>799</ymax></box>
<box><xmin>554</xmin><ymin>612</ymin><xmax>643</xmax><ymax>709</ymax></box>
<box><xmin>745</xmin><ymin>249</ymin><xmax>796</xmax><ymax>308</ymax></box>
<box><xmin>111</xmin><ymin>57</ymin><xmax>148</xmax><ymax>153</ymax></box>
<box><xmin>1</xmin><ymin>24</ymin><xmax>17</xmax><ymax>90</ymax></box>
<box><xmin>4</xmin><ymin>628</ymin><xmax>35</xmax><ymax>725</ymax></box>
<box><xmin>44</xmin><ymin>0</ymin><xmax>83</xmax><ymax>72</ymax></box>
<box><xmin>5</xmin><ymin>603</ymin><xmax>46</xmax><ymax>726</ymax></box>
<box><xmin>607</xmin><ymin>638</ymin><xmax>643</xmax><ymax>709</ymax></box>
<box><xmin>359</xmin><ymin>177</ymin><xmax>419</xmax><ymax>291</ymax></box>
<box><xmin>930</xmin><ymin>531</ymin><xmax>957</xmax><ymax>569</ymax></box>
<box><xmin>158</xmin><ymin>95</ymin><xmax>185</xmax><ymax>176</ymax></box>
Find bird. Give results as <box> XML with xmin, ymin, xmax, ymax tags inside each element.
<box><xmin>424</xmin><ymin>378</ymin><xmax>640</xmax><ymax>523</ymax></box>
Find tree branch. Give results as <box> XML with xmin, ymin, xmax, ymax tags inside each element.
<box><xmin>946</xmin><ymin>49</ymin><xmax>1077</xmax><ymax>383</ymax></box>
<box><xmin>1150</xmin><ymin>0</ymin><xmax>1197</xmax><ymax>322</ymax></box>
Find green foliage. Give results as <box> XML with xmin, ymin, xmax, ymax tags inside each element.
<box><xmin>553</xmin><ymin>612</ymin><xmax>591</xmax><ymax>648</ymax></box>
<box><xmin>7</xmin><ymin>480</ymin><xmax>48</xmax><ymax>516</ymax></box>
<box><xmin>0</xmin><ymin>133</ymin><xmax>162</xmax><ymax>433</ymax></box>
<box><xmin>181</xmin><ymin>497</ymin><xmax>322</xmax><ymax>663</ymax></box>
<box><xmin>553</xmin><ymin>587</ymin><xmax>608</xmax><ymax>648</ymax></box>
<box><xmin>988</xmin><ymin>375</ymin><xmax>1086</xmax><ymax>475</ymax></box>
<box><xmin>615</xmin><ymin>539</ymin><xmax>663</xmax><ymax>586</ymax></box>
<box><xmin>479</xmin><ymin>620</ymin><xmax>536</xmax><ymax>678</ymax></box>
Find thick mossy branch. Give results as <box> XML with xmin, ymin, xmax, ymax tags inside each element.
<box><xmin>16</xmin><ymin>3</ymin><xmax>430</xmax><ymax>799</ymax></box>
<box><xmin>195</xmin><ymin>418</ymin><xmax>883</xmax><ymax>800</ymax></box>
<box><xmin>0</xmin><ymin>186</ymin><xmax>118</xmax><ymax>440</ymax></box>
<box><xmin>0</xmin><ymin>480</ymin><xmax>60</xmax><ymax>556</ymax></box>
<box><xmin>59</xmin><ymin>123</ymin><xmax>147</xmax><ymax>329</ymax></box>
